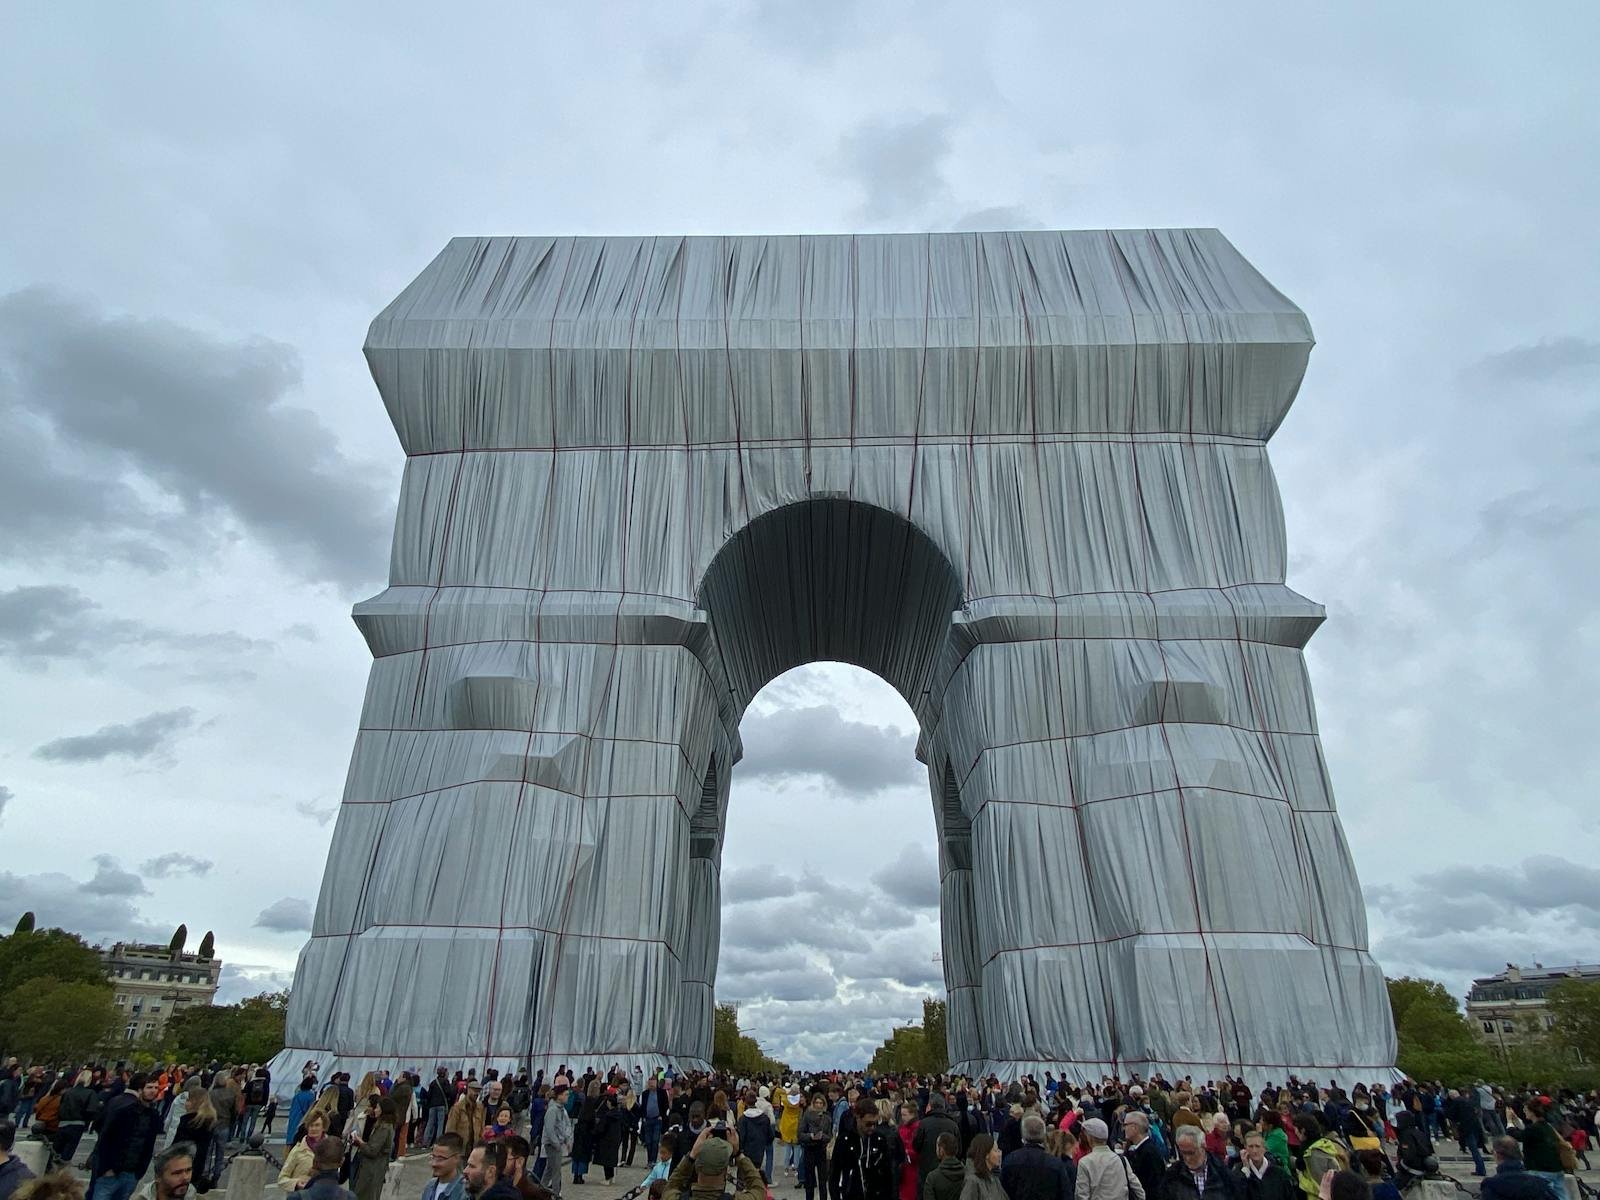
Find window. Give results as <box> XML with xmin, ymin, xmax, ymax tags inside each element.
<box><xmin>116</xmin><ymin>994</ymin><xmax>127</xmax><ymax>1006</ymax></box>
<box><xmin>1544</xmin><ymin>1014</ymin><xmax>1556</xmax><ymax>1029</ymax></box>
<box><xmin>125</xmin><ymin>1022</ymin><xmax>138</xmax><ymax>1041</ymax></box>
<box><xmin>1482</xmin><ymin>1020</ymin><xmax>1495</xmax><ymax>1033</ymax></box>
<box><xmin>150</xmin><ymin>1003</ymin><xmax>162</xmax><ymax>1013</ymax></box>
<box><xmin>1501</xmin><ymin>1020</ymin><xmax>1515</xmax><ymax>1032</ymax></box>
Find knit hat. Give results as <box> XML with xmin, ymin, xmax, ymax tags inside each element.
<box><xmin>1083</xmin><ymin>1117</ymin><xmax>1109</xmax><ymax>1141</ymax></box>
<box><xmin>697</xmin><ymin>1139</ymin><xmax>733</xmax><ymax>1174</ymax></box>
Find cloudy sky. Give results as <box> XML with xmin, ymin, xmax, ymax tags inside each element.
<box><xmin>2</xmin><ymin>4</ymin><xmax>1597</xmax><ymax>1069</ymax></box>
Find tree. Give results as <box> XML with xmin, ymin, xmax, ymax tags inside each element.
<box><xmin>0</xmin><ymin>926</ymin><xmax>109</xmax><ymax>1002</ymax></box>
<box><xmin>921</xmin><ymin>998</ymin><xmax>949</xmax><ymax>1074</ymax></box>
<box><xmin>5</xmin><ymin>980</ymin><xmax>121</xmax><ymax>1063</ymax></box>
<box><xmin>14</xmin><ymin>912</ymin><xmax>34</xmax><ymax>934</ymax></box>
<box><xmin>166</xmin><ymin>991</ymin><xmax>289</xmax><ymax>1064</ymax></box>
<box><xmin>1386</xmin><ymin>976</ymin><xmax>1493</xmax><ymax>1082</ymax></box>
<box><xmin>197</xmin><ymin>931</ymin><xmax>215</xmax><ymax>960</ymax></box>
<box><xmin>169</xmin><ymin>924</ymin><xmax>189</xmax><ymax>958</ymax></box>
<box><xmin>711</xmin><ymin>1002</ymin><xmax>788</xmax><ymax>1076</ymax></box>
<box><xmin>1547</xmin><ymin>978</ymin><xmax>1600</xmax><ymax>1064</ymax></box>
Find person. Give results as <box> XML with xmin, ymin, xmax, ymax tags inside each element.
<box><xmin>960</xmin><ymin>1134</ymin><xmax>1005</xmax><ymax>1200</ymax></box>
<box><xmin>1390</xmin><ymin>1111</ymin><xmax>1431</xmax><ymax>1192</ymax></box>
<box><xmin>1205</xmin><ymin>1117</ymin><xmax>1231</xmax><ymax>1165</ymax></box>
<box><xmin>423</xmin><ymin>1134</ymin><xmax>467</xmax><ymax>1200</ymax></box>
<box><xmin>1479</xmin><ymin>1136</ymin><xmax>1555</xmax><ymax>1200</ymax></box>
<box><xmin>1075</xmin><ymin>1117</ymin><xmax>1140</xmax><ymax>1200</ymax></box>
<box><xmin>172</xmin><ymin>1091</ymin><xmax>221</xmax><ymax>1193</ymax></box>
<box><xmin>1159</xmin><ymin>1126</ymin><xmax>1239</xmax><ymax>1200</ymax></box>
<box><xmin>14</xmin><ymin>1072</ymin><xmax>44</xmax><ymax>1135</ymax></box>
<box><xmin>57</xmin><ymin>1072</ymin><xmax>99</xmax><ymax>1166</ymax></box>
<box><xmin>485</xmin><ymin>1110</ymin><xmax>515</xmax><ymax>1143</ymax></box>
<box><xmin>1232</xmin><ymin>1133</ymin><xmax>1293</xmax><ymax>1200</ymax></box>
<box><xmin>244</xmin><ymin>1070</ymin><xmax>272</xmax><ymax>1144</ymax></box>
<box><xmin>663</xmin><ymin>1125</ymin><xmax>765</xmax><ymax>1200</ymax></box>
<box><xmin>999</xmin><ymin>1114</ymin><xmax>1073</xmax><ymax>1200</ymax></box>
<box><xmin>287</xmin><ymin>1079</ymin><xmax>318</xmax><ymax>1148</ymax></box>
<box><xmin>736</xmin><ymin>1093</ymin><xmax>774</xmax><ymax>1184</ymax></box>
<box><xmin>1517</xmin><ymin>1098</ymin><xmax>1566</xmax><ymax>1200</ymax></box>
<box><xmin>1324</xmin><ymin>1174</ymin><xmax>1369</xmax><ymax>1200</ymax></box>
<box><xmin>279</xmin><ymin>1112</ymin><xmax>331</xmax><ymax>1190</ymax></box>
<box><xmin>31</xmin><ymin>1082</ymin><xmax>64</xmax><ymax>1148</ymax></box>
<box><xmin>349</xmin><ymin>1097</ymin><xmax>396</xmax><ymax>1200</ymax></box>
<box><xmin>569</xmin><ymin>1084</ymin><xmax>599</xmax><ymax>1186</ymax></box>
<box><xmin>1</xmin><ymin>1122</ymin><xmax>37</xmax><ymax>1200</ymax></box>
<box><xmin>464</xmin><ymin>1142</ymin><xmax>519</xmax><ymax>1200</ymax></box>
<box><xmin>641</xmin><ymin>1134</ymin><xmax>676</xmax><ymax>1191</ymax></box>
<box><xmin>1354</xmin><ymin>1153</ymin><xmax>1397</xmax><ymax>1200</ymax></box>
<box><xmin>93</xmin><ymin>1074</ymin><xmax>163</xmax><ymax>1200</ymax></box>
<box><xmin>424</xmin><ymin>1072</ymin><xmax>455</xmax><ymax>1149</ymax></box>
<box><xmin>778</xmin><ymin>1090</ymin><xmax>803</xmax><ymax>1180</ymax></box>
<box><xmin>924</xmin><ymin>1133</ymin><xmax>965</xmax><ymax>1200</ymax></box>
<box><xmin>800</xmin><ymin>1093</ymin><xmax>833</xmax><ymax>1200</ymax></box>
<box><xmin>898</xmin><ymin>1105</ymin><xmax>921</xmax><ymax>1200</ymax></box>
<box><xmin>297</xmin><ymin>1138</ymin><xmax>355</xmax><ymax>1200</ymax></box>
<box><xmin>1123</xmin><ymin>1113</ymin><xmax>1165</xmax><ymax>1200</ymax></box>
<box><xmin>857</xmin><ymin>1100</ymin><xmax>904</xmax><ymax>1200</ymax></box>
<box><xmin>502</xmin><ymin>1135</ymin><xmax>552</xmax><ymax>1200</ymax></box>
<box><xmin>638</xmin><ymin>1078</ymin><xmax>667</xmax><ymax>1169</ymax></box>
<box><xmin>448</xmin><ymin>1086</ymin><xmax>486</xmax><ymax>1152</ymax></box>
<box><xmin>134</xmin><ymin>1144</ymin><xmax>195</xmax><ymax>1200</ymax></box>
<box><xmin>539</xmin><ymin>1086</ymin><xmax>573</xmax><ymax>1199</ymax></box>
<box><xmin>915</xmin><ymin>1098</ymin><xmax>960</xmax><ymax>1198</ymax></box>
<box><xmin>1255</xmin><ymin>1115</ymin><xmax>1290</xmax><ymax>1179</ymax></box>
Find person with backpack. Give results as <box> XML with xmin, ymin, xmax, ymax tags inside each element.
<box><xmin>245</xmin><ymin>1070</ymin><xmax>273</xmax><ymax>1144</ymax></box>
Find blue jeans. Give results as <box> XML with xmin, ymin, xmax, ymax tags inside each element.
<box><xmin>14</xmin><ymin>1097</ymin><xmax>36</xmax><ymax>1129</ymax></box>
<box><xmin>1527</xmin><ymin>1171</ymin><xmax>1565</xmax><ymax>1200</ymax></box>
<box><xmin>763</xmin><ymin>1141</ymin><xmax>774</xmax><ymax>1180</ymax></box>
<box><xmin>641</xmin><ymin>1118</ymin><xmax>662</xmax><ymax>1162</ymax></box>
<box><xmin>244</xmin><ymin>1107</ymin><xmax>260</xmax><ymax>1142</ymax></box>
<box><xmin>424</xmin><ymin>1107</ymin><xmax>447</xmax><ymax>1145</ymax></box>
<box><xmin>92</xmin><ymin>1173</ymin><xmax>140</xmax><ymax>1200</ymax></box>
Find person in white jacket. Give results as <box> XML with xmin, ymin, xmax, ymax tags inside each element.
<box><xmin>1075</xmin><ymin>1119</ymin><xmax>1146</xmax><ymax>1200</ymax></box>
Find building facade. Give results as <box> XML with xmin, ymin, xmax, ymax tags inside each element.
<box><xmin>1466</xmin><ymin>962</ymin><xmax>1600</xmax><ymax>1056</ymax></box>
<box><xmin>104</xmin><ymin>942</ymin><xmax>222</xmax><ymax>1042</ymax></box>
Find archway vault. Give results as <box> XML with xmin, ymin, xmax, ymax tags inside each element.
<box><xmin>271</xmin><ymin>230</ymin><xmax>1398</xmax><ymax>1091</ymax></box>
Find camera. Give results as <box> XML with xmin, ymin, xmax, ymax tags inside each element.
<box><xmin>708</xmin><ymin>1120</ymin><xmax>729</xmax><ymax>1139</ymax></box>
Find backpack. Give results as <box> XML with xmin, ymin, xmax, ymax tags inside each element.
<box><xmin>247</xmin><ymin>1078</ymin><xmax>270</xmax><ymax>1106</ymax></box>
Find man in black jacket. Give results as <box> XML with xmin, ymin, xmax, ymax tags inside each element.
<box><xmin>1159</xmin><ymin>1127</ymin><xmax>1240</xmax><ymax>1200</ymax></box>
<box><xmin>1000</xmin><ymin>1115</ymin><xmax>1074</xmax><ymax>1200</ymax></box>
<box><xmin>91</xmin><ymin>1073</ymin><xmax>162</xmax><ymax>1200</ymax></box>
<box><xmin>1121</xmin><ymin>1112</ymin><xmax>1166</xmax><ymax>1200</ymax></box>
<box><xmin>1231</xmin><ymin>1133</ymin><xmax>1293</xmax><ymax>1200</ymax></box>
<box><xmin>913</xmin><ymin>1097</ymin><xmax>962</xmax><ymax>1197</ymax></box>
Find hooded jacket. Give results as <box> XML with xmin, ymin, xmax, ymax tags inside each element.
<box><xmin>924</xmin><ymin>1156</ymin><xmax>966</xmax><ymax>1200</ymax></box>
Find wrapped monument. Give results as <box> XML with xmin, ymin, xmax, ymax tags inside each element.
<box><xmin>269</xmin><ymin>230</ymin><xmax>1397</xmax><ymax>1089</ymax></box>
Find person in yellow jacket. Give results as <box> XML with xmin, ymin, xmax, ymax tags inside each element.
<box><xmin>776</xmin><ymin>1087</ymin><xmax>803</xmax><ymax>1180</ymax></box>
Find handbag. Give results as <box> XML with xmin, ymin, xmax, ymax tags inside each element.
<box><xmin>1348</xmin><ymin>1112</ymin><xmax>1380</xmax><ymax>1153</ymax></box>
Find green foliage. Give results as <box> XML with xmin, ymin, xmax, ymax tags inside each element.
<box><xmin>1385</xmin><ymin>976</ymin><xmax>1494</xmax><ymax>1082</ymax></box>
<box><xmin>711</xmin><ymin>1001</ymin><xmax>788</xmax><ymax>1076</ymax></box>
<box><xmin>0</xmin><ymin>926</ymin><xmax>110</xmax><ymax>1007</ymax></box>
<box><xmin>1547</xmin><ymin>979</ymin><xmax>1600</xmax><ymax>1065</ymax></box>
<box><xmin>867</xmin><ymin>998</ymin><xmax>948</xmax><ymax>1076</ymax></box>
<box><xmin>166</xmin><ymin>990</ymin><xmax>289</xmax><ymax>1064</ymax></box>
<box><xmin>4</xmin><ymin>979</ymin><xmax>121</xmax><ymax>1063</ymax></box>
<box><xmin>197</xmin><ymin>931</ymin><xmax>215</xmax><ymax>960</ymax></box>
<box><xmin>14</xmin><ymin>911</ymin><xmax>35</xmax><ymax>934</ymax></box>
<box><xmin>169</xmin><ymin>924</ymin><xmax>189</xmax><ymax>958</ymax></box>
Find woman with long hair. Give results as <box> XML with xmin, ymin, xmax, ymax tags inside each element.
<box><xmin>349</xmin><ymin>1098</ymin><xmax>396</xmax><ymax>1200</ymax></box>
<box><xmin>175</xmin><ymin>1089</ymin><xmax>222</xmax><ymax>1193</ymax></box>
<box><xmin>959</xmin><ymin>1134</ymin><xmax>1005</xmax><ymax>1200</ymax></box>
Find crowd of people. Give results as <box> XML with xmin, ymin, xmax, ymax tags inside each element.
<box><xmin>3</xmin><ymin>1056</ymin><xmax>1598</xmax><ymax>1200</ymax></box>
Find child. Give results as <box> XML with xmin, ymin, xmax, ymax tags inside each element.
<box><xmin>642</xmin><ymin>1132</ymin><xmax>677</xmax><ymax>1188</ymax></box>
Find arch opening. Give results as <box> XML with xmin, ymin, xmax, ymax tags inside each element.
<box><xmin>696</xmin><ymin>497</ymin><xmax>964</xmax><ymax>720</ymax></box>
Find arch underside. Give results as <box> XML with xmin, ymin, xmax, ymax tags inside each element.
<box><xmin>269</xmin><ymin>231</ymin><xmax>1398</xmax><ymax>1091</ymax></box>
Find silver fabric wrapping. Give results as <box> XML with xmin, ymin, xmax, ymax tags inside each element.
<box><xmin>269</xmin><ymin>230</ymin><xmax>1396</xmax><ymax>1090</ymax></box>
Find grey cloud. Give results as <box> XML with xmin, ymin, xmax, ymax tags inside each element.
<box><xmin>0</xmin><ymin>867</ymin><xmax>165</xmax><ymax>945</ymax></box>
<box><xmin>254</xmin><ymin>896</ymin><xmax>313</xmax><ymax>932</ymax></box>
<box><xmin>869</xmin><ymin>843</ymin><xmax>940</xmax><ymax>910</ymax></box>
<box><xmin>719</xmin><ymin>966</ymin><xmax>839</xmax><ymax>1003</ymax></box>
<box><xmin>722</xmin><ymin>866</ymin><xmax>797</xmax><ymax>903</ymax></box>
<box><xmin>82</xmin><ymin>854</ymin><xmax>149</xmax><ymax>897</ymax></box>
<box><xmin>33</xmin><ymin>707</ymin><xmax>197</xmax><ymax>764</ymax></box>
<box><xmin>951</xmin><ymin>205</ymin><xmax>1042</xmax><ymax>232</ymax></box>
<box><xmin>0</xmin><ymin>288</ymin><xmax>393</xmax><ymax>591</ymax></box>
<box><xmin>140</xmin><ymin>852</ymin><xmax>214</xmax><ymax>879</ymax></box>
<box><xmin>737</xmin><ymin>707</ymin><xmax>920</xmax><ymax>796</ymax></box>
<box><xmin>294</xmin><ymin>799</ymin><xmax>336</xmax><ymax>826</ymax></box>
<box><xmin>216</xmin><ymin>961</ymin><xmax>296</xmax><ymax>1002</ymax></box>
<box><xmin>0</xmin><ymin>785</ymin><xmax>11</xmax><ymax>822</ymax></box>
<box><xmin>0</xmin><ymin>584</ymin><xmax>267</xmax><ymax>665</ymax></box>
<box><xmin>1475</xmin><ymin>337</ymin><xmax>1600</xmax><ymax>382</ymax></box>
<box><xmin>837</xmin><ymin>114</ymin><xmax>952</xmax><ymax>222</ymax></box>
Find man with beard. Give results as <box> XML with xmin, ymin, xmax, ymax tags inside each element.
<box><xmin>133</xmin><ymin>1144</ymin><xmax>196</xmax><ymax>1200</ymax></box>
<box><xmin>465</xmin><ymin>1142</ymin><xmax>521</xmax><ymax>1200</ymax></box>
<box><xmin>93</xmin><ymin>1074</ymin><xmax>163</xmax><ymax>1200</ymax></box>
